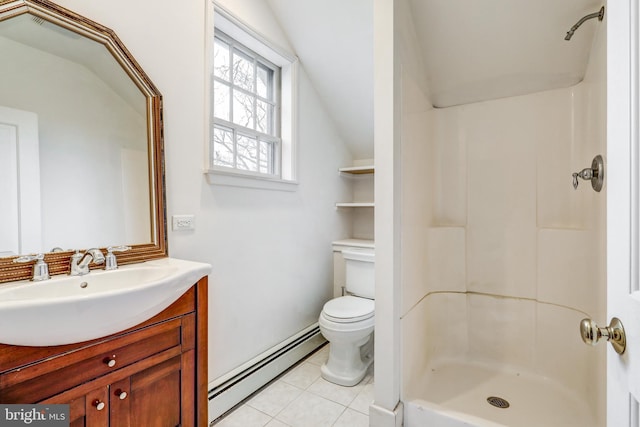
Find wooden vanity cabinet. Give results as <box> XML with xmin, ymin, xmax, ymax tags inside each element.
<box><xmin>0</xmin><ymin>277</ymin><xmax>208</xmax><ymax>427</ymax></box>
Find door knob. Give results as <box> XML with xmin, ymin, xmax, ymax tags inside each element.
<box><xmin>580</xmin><ymin>317</ymin><xmax>626</xmax><ymax>354</ymax></box>
<box><xmin>572</xmin><ymin>154</ymin><xmax>604</xmax><ymax>191</ymax></box>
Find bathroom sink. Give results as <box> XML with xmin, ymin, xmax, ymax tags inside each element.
<box><xmin>0</xmin><ymin>257</ymin><xmax>211</xmax><ymax>346</ymax></box>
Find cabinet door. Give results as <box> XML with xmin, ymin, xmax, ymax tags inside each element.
<box><xmin>43</xmin><ymin>386</ymin><xmax>109</xmax><ymax>427</ymax></box>
<box><xmin>85</xmin><ymin>387</ymin><xmax>110</xmax><ymax>427</ymax></box>
<box><xmin>129</xmin><ymin>355</ymin><xmax>183</xmax><ymax>427</ymax></box>
<box><xmin>109</xmin><ymin>377</ymin><xmax>131</xmax><ymax>427</ymax></box>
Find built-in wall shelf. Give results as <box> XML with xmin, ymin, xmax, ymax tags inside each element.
<box><xmin>335</xmin><ymin>202</ymin><xmax>375</xmax><ymax>208</ymax></box>
<box><xmin>332</xmin><ymin>238</ymin><xmax>375</xmax><ymax>249</ymax></box>
<box><xmin>337</xmin><ymin>161</ymin><xmax>374</xmax><ymax>241</ymax></box>
<box><xmin>339</xmin><ymin>165</ymin><xmax>375</xmax><ymax>174</ymax></box>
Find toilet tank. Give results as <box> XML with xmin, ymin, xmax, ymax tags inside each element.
<box><xmin>343</xmin><ymin>248</ymin><xmax>375</xmax><ymax>299</ymax></box>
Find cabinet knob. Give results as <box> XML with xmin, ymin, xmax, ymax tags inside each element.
<box><xmin>103</xmin><ymin>355</ymin><xmax>117</xmax><ymax>368</ymax></box>
<box><xmin>115</xmin><ymin>389</ymin><xmax>128</xmax><ymax>400</ymax></box>
<box><xmin>93</xmin><ymin>400</ymin><xmax>105</xmax><ymax>411</ymax></box>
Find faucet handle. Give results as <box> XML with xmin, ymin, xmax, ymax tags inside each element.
<box><xmin>107</xmin><ymin>245</ymin><xmax>132</xmax><ymax>253</ymax></box>
<box><xmin>105</xmin><ymin>246</ymin><xmax>132</xmax><ymax>271</ymax></box>
<box><xmin>13</xmin><ymin>253</ymin><xmax>44</xmax><ymax>263</ymax></box>
<box><xmin>13</xmin><ymin>254</ymin><xmax>50</xmax><ymax>281</ymax></box>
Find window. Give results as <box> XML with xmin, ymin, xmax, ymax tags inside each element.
<box><xmin>208</xmin><ymin>6</ymin><xmax>298</xmax><ymax>189</ymax></box>
<box><xmin>212</xmin><ymin>32</ymin><xmax>280</xmax><ymax>175</ymax></box>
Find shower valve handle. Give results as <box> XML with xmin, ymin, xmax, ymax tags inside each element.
<box><xmin>579</xmin><ymin>317</ymin><xmax>626</xmax><ymax>355</ymax></box>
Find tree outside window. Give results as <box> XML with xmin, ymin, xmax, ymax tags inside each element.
<box><xmin>212</xmin><ymin>32</ymin><xmax>280</xmax><ymax>176</ymax></box>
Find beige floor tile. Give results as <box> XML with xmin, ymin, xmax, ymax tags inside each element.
<box><xmin>306</xmin><ymin>345</ymin><xmax>329</xmax><ymax>366</ymax></box>
<box><xmin>265</xmin><ymin>419</ymin><xmax>290</xmax><ymax>427</ymax></box>
<box><xmin>280</xmin><ymin>361</ymin><xmax>321</xmax><ymax>390</ymax></box>
<box><xmin>215</xmin><ymin>405</ymin><xmax>271</xmax><ymax>427</ymax></box>
<box><xmin>349</xmin><ymin>382</ymin><xmax>374</xmax><ymax>415</ymax></box>
<box><xmin>307</xmin><ymin>376</ymin><xmax>364</xmax><ymax>406</ymax></box>
<box><xmin>333</xmin><ymin>408</ymin><xmax>369</xmax><ymax>427</ymax></box>
<box><xmin>247</xmin><ymin>380</ymin><xmax>303</xmax><ymax>417</ymax></box>
<box><xmin>275</xmin><ymin>391</ymin><xmax>345</xmax><ymax>427</ymax></box>
<box><xmin>215</xmin><ymin>349</ymin><xmax>374</xmax><ymax>426</ymax></box>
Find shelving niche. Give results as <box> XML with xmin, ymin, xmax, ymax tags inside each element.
<box><xmin>338</xmin><ymin>165</ymin><xmax>375</xmax><ymax>175</ymax></box>
<box><xmin>335</xmin><ymin>162</ymin><xmax>374</xmax><ymax>240</ymax></box>
<box><xmin>333</xmin><ymin>163</ymin><xmax>374</xmax><ymax>297</ymax></box>
<box><xmin>336</xmin><ymin>164</ymin><xmax>375</xmax><ymax>208</ymax></box>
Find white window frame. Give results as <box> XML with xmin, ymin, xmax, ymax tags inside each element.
<box><xmin>212</xmin><ymin>31</ymin><xmax>281</xmax><ymax>176</ymax></box>
<box><xmin>205</xmin><ymin>3</ymin><xmax>299</xmax><ymax>191</ymax></box>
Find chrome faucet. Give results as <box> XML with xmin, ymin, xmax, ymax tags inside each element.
<box><xmin>70</xmin><ymin>248</ymin><xmax>105</xmax><ymax>276</ymax></box>
<box><xmin>13</xmin><ymin>253</ymin><xmax>50</xmax><ymax>281</ymax></box>
<box><xmin>105</xmin><ymin>245</ymin><xmax>131</xmax><ymax>270</ymax></box>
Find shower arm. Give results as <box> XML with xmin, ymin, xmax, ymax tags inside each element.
<box><xmin>565</xmin><ymin>6</ymin><xmax>605</xmax><ymax>41</ymax></box>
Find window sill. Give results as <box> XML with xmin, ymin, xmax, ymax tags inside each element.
<box><xmin>204</xmin><ymin>169</ymin><xmax>298</xmax><ymax>192</ymax></box>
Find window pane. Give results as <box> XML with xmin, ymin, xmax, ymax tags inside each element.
<box><xmin>236</xmin><ymin>134</ymin><xmax>258</xmax><ymax>172</ymax></box>
<box><xmin>232</xmin><ymin>50</ymin><xmax>254</xmax><ymax>92</ymax></box>
<box><xmin>256</xmin><ymin>65</ymin><xmax>272</xmax><ymax>99</ymax></box>
<box><xmin>212</xmin><ymin>126</ymin><xmax>234</xmax><ymax>168</ymax></box>
<box><xmin>213</xmin><ymin>81</ymin><xmax>230</xmax><ymax>121</ymax></box>
<box><xmin>213</xmin><ymin>39</ymin><xmax>230</xmax><ymax>81</ymax></box>
<box><xmin>259</xmin><ymin>140</ymin><xmax>274</xmax><ymax>174</ymax></box>
<box><xmin>233</xmin><ymin>91</ymin><xmax>255</xmax><ymax>129</ymax></box>
<box><xmin>256</xmin><ymin>100</ymin><xmax>273</xmax><ymax>135</ymax></box>
<box><xmin>211</xmin><ymin>27</ymin><xmax>284</xmax><ymax>177</ymax></box>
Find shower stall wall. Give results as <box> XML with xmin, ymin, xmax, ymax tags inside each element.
<box><xmin>397</xmin><ymin>2</ymin><xmax>607</xmax><ymax>426</ymax></box>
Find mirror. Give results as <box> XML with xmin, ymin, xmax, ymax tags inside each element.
<box><xmin>0</xmin><ymin>0</ymin><xmax>166</xmax><ymax>282</ymax></box>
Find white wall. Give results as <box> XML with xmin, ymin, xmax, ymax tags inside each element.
<box><xmin>371</xmin><ymin>0</ymin><xmax>426</xmax><ymax>423</ymax></box>
<box><xmin>50</xmin><ymin>0</ymin><xmax>353</xmax><ymax>383</ymax></box>
<box><xmin>399</xmin><ymin>6</ymin><xmax>607</xmax><ymax>425</ymax></box>
<box><xmin>203</xmin><ymin>67</ymin><xmax>353</xmax><ymax>378</ymax></box>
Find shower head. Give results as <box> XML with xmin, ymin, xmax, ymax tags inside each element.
<box><xmin>564</xmin><ymin>6</ymin><xmax>605</xmax><ymax>41</ymax></box>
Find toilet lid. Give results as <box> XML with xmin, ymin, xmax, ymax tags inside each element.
<box><xmin>322</xmin><ymin>296</ymin><xmax>374</xmax><ymax>323</ymax></box>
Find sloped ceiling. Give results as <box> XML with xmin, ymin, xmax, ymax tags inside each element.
<box><xmin>0</xmin><ymin>14</ymin><xmax>145</xmax><ymax>115</ymax></box>
<box><xmin>268</xmin><ymin>0</ymin><xmax>603</xmax><ymax>158</ymax></box>
<box><xmin>408</xmin><ymin>0</ymin><xmax>604</xmax><ymax>107</ymax></box>
<box><xmin>267</xmin><ymin>0</ymin><xmax>374</xmax><ymax>160</ymax></box>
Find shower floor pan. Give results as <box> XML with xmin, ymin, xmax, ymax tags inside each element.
<box><xmin>405</xmin><ymin>360</ymin><xmax>598</xmax><ymax>427</ymax></box>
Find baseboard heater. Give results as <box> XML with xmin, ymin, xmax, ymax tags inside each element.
<box><xmin>208</xmin><ymin>323</ymin><xmax>326</xmax><ymax>424</ymax></box>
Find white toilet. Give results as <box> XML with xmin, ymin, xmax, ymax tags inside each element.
<box><xmin>319</xmin><ymin>247</ymin><xmax>375</xmax><ymax>386</ymax></box>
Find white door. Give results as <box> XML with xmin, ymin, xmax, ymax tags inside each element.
<box><xmin>607</xmin><ymin>2</ymin><xmax>640</xmax><ymax>426</ymax></box>
<box><xmin>0</xmin><ymin>123</ymin><xmax>19</xmax><ymax>256</ymax></box>
<box><xmin>0</xmin><ymin>106</ymin><xmax>42</xmax><ymax>256</ymax></box>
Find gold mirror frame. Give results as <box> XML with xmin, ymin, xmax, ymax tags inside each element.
<box><xmin>0</xmin><ymin>0</ymin><xmax>167</xmax><ymax>283</ymax></box>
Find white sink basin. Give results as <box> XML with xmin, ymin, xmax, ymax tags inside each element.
<box><xmin>0</xmin><ymin>257</ymin><xmax>211</xmax><ymax>346</ymax></box>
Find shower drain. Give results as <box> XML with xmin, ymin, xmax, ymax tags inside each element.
<box><xmin>486</xmin><ymin>396</ymin><xmax>510</xmax><ymax>409</ymax></box>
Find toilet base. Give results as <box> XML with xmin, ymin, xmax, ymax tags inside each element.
<box><xmin>320</xmin><ymin>334</ymin><xmax>374</xmax><ymax>387</ymax></box>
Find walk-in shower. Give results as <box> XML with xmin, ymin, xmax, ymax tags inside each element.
<box><xmin>394</xmin><ymin>1</ymin><xmax>608</xmax><ymax>426</ymax></box>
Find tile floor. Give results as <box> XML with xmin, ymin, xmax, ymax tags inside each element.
<box><xmin>213</xmin><ymin>345</ymin><xmax>374</xmax><ymax>427</ymax></box>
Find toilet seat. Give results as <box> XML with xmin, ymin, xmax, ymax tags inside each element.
<box><xmin>322</xmin><ymin>296</ymin><xmax>374</xmax><ymax>323</ymax></box>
